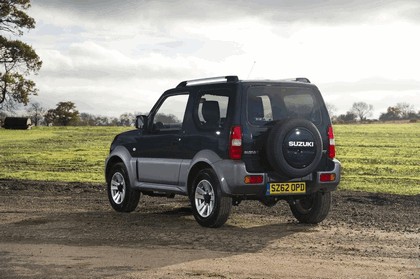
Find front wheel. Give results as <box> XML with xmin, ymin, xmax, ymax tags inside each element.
<box><xmin>190</xmin><ymin>168</ymin><xmax>232</xmax><ymax>228</ymax></box>
<box><xmin>289</xmin><ymin>192</ymin><xmax>331</xmax><ymax>224</ymax></box>
<box><xmin>107</xmin><ymin>162</ymin><xmax>140</xmax><ymax>212</ymax></box>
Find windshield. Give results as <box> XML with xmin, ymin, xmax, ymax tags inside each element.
<box><xmin>247</xmin><ymin>85</ymin><xmax>322</xmax><ymax>126</ymax></box>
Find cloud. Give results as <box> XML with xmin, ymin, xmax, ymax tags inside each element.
<box><xmin>32</xmin><ymin>41</ymin><xmax>233</xmax><ymax>116</ymax></box>
<box><xmin>38</xmin><ymin>40</ymin><xmax>232</xmax><ymax>81</ymax></box>
<box><xmin>319</xmin><ymin>78</ymin><xmax>420</xmax><ymax>118</ymax></box>
<box><xmin>321</xmin><ymin>78</ymin><xmax>420</xmax><ymax>93</ymax></box>
<box><xmin>32</xmin><ymin>0</ymin><xmax>420</xmax><ymax>26</ymax></box>
<box><xmin>21</xmin><ymin>1</ymin><xmax>420</xmax><ymax>119</ymax></box>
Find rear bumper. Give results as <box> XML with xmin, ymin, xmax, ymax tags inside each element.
<box><xmin>213</xmin><ymin>159</ymin><xmax>341</xmax><ymax>197</ymax></box>
<box><xmin>314</xmin><ymin>158</ymin><xmax>341</xmax><ymax>192</ymax></box>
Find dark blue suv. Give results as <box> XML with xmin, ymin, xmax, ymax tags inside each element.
<box><xmin>105</xmin><ymin>76</ymin><xmax>341</xmax><ymax>227</ymax></box>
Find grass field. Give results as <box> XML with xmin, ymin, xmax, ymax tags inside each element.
<box><xmin>0</xmin><ymin>127</ymin><xmax>130</xmax><ymax>183</ymax></box>
<box><xmin>0</xmin><ymin>124</ymin><xmax>419</xmax><ymax>195</ymax></box>
<box><xmin>334</xmin><ymin>123</ymin><xmax>420</xmax><ymax>195</ymax></box>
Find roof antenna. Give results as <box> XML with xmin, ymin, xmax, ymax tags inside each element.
<box><xmin>246</xmin><ymin>61</ymin><xmax>256</xmax><ymax>79</ymax></box>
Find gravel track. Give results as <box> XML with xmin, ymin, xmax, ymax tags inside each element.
<box><xmin>0</xmin><ymin>180</ymin><xmax>418</xmax><ymax>278</ymax></box>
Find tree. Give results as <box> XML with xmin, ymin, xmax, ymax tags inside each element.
<box><xmin>48</xmin><ymin>101</ymin><xmax>80</xmax><ymax>126</ymax></box>
<box><xmin>119</xmin><ymin>112</ymin><xmax>135</xmax><ymax>126</ymax></box>
<box><xmin>407</xmin><ymin>111</ymin><xmax>420</xmax><ymax>120</ymax></box>
<box><xmin>79</xmin><ymin>112</ymin><xmax>97</xmax><ymax>126</ymax></box>
<box><xmin>379</xmin><ymin>106</ymin><xmax>401</xmax><ymax>121</ymax></box>
<box><xmin>0</xmin><ymin>93</ymin><xmax>17</xmax><ymax>112</ymax></box>
<box><xmin>44</xmin><ymin>109</ymin><xmax>55</xmax><ymax>126</ymax></box>
<box><xmin>396</xmin><ymin>103</ymin><xmax>415</xmax><ymax>119</ymax></box>
<box><xmin>351</xmin><ymin>102</ymin><xmax>373</xmax><ymax>121</ymax></box>
<box><xmin>379</xmin><ymin>103</ymin><xmax>417</xmax><ymax>121</ymax></box>
<box><xmin>335</xmin><ymin>111</ymin><xmax>357</xmax><ymax>124</ymax></box>
<box><xmin>0</xmin><ymin>110</ymin><xmax>6</xmax><ymax>126</ymax></box>
<box><xmin>26</xmin><ymin>102</ymin><xmax>44</xmax><ymax>126</ymax></box>
<box><xmin>78</xmin><ymin>113</ymin><xmax>121</xmax><ymax>126</ymax></box>
<box><xmin>155</xmin><ymin>113</ymin><xmax>178</xmax><ymax>124</ymax></box>
<box><xmin>0</xmin><ymin>0</ymin><xmax>42</xmax><ymax>107</ymax></box>
<box><xmin>108</xmin><ymin>116</ymin><xmax>119</xmax><ymax>126</ymax></box>
<box><xmin>325</xmin><ymin>103</ymin><xmax>337</xmax><ymax>118</ymax></box>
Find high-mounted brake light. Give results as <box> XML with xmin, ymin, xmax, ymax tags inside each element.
<box><xmin>229</xmin><ymin>125</ymin><xmax>242</xmax><ymax>160</ymax></box>
<box><xmin>328</xmin><ymin>125</ymin><xmax>336</xmax><ymax>159</ymax></box>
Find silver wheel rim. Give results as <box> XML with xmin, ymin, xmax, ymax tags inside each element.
<box><xmin>194</xmin><ymin>179</ymin><xmax>215</xmax><ymax>218</ymax></box>
<box><xmin>110</xmin><ymin>172</ymin><xmax>126</xmax><ymax>205</ymax></box>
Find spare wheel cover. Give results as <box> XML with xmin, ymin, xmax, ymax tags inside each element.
<box><xmin>266</xmin><ymin>119</ymin><xmax>323</xmax><ymax>178</ymax></box>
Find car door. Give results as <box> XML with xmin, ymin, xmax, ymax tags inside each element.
<box><xmin>181</xmin><ymin>86</ymin><xmax>235</xmax><ymax>159</ymax></box>
<box><xmin>136</xmin><ymin>92</ymin><xmax>190</xmax><ymax>185</ymax></box>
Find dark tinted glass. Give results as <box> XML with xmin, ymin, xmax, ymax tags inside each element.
<box><xmin>247</xmin><ymin>86</ymin><xmax>322</xmax><ymax>125</ymax></box>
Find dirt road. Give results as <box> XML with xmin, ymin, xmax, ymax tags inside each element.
<box><xmin>0</xmin><ymin>180</ymin><xmax>418</xmax><ymax>278</ymax></box>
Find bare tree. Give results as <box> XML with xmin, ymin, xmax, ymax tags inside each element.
<box><xmin>396</xmin><ymin>103</ymin><xmax>415</xmax><ymax>119</ymax></box>
<box><xmin>0</xmin><ymin>96</ymin><xmax>18</xmax><ymax>113</ymax></box>
<box><xmin>351</xmin><ymin>102</ymin><xmax>373</xmax><ymax>121</ymax></box>
<box><xmin>26</xmin><ymin>102</ymin><xmax>45</xmax><ymax>126</ymax></box>
<box><xmin>325</xmin><ymin>102</ymin><xmax>337</xmax><ymax>118</ymax></box>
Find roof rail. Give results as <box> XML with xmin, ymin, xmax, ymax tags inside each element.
<box><xmin>281</xmin><ymin>77</ymin><xmax>311</xmax><ymax>83</ymax></box>
<box><xmin>176</xmin><ymin>75</ymin><xmax>239</xmax><ymax>88</ymax></box>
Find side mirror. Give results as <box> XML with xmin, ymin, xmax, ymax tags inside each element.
<box><xmin>135</xmin><ymin>115</ymin><xmax>147</xmax><ymax>129</ymax></box>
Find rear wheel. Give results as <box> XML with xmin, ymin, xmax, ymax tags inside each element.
<box><xmin>107</xmin><ymin>162</ymin><xmax>140</xmax><ymax>212</ymax></box>
<box><xmin>190</xmin><ymin>168</ymin><xmax>232</xmax><ymax>228</ymax></box>
<box><xmin>289</xmin><ymin>192</ymin><xmax>331</xmax><ymax>224</ymax></box>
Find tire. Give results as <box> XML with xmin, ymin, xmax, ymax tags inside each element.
<box><xmin>190</xmin><ymin>168</ymin><xmax>232</xmax><ymax>228</ymax></box>
<box><xmin>266</xmin><ymin>119</ymin><xmax>323</xmax><ymax>178</ymax></box>
<box><xmin>107</xmin><ymin>162</ymin><xmax>140</xmax><ymax>212</ymax></box>
<box><xmin>289</xmin><ymin>192</ymin><xmax>331</xmax><ymax>224</ymax></box>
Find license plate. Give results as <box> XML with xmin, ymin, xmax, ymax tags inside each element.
<box><xmin>266</xmin><ymin>182</ymin><xmax>306</xmax><ymax>195</ymax></box>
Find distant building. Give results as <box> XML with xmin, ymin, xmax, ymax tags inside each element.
<box><xmin>2</xmin><ymin>117</ymin><xmax>32</xmax><ymax>130</ymax></box>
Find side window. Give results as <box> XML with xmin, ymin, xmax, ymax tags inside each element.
<box><xmin>248</xmin><ymin>95</ymin><xmax>273</xmax><ymax>124</ymax></box>
<box><xmin>195</xmin><ymin>91</ymin><xmax>231</xmax><ymax>130</ymax></box>
<box><xmin>153</xmin><ymin>94</ymin><xmax>189</xmax><ymax>132</ymax></box>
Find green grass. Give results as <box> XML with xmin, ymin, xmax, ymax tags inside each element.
<box><xmin>0</xmin><ymin>124</ymin><xmax>419</xmax><ymax>195</ymax></box>
<box><xmin>334</xmin><ymin>123</ymin><xmax>420</xmax><ymax>195</ymax></box>
<box><xmin>0</xmin><ymin>126</ymin><xmax>131</xmax><ymax>183</ymax></box>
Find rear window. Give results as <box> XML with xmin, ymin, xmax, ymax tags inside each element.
<box><xmin>247</xmin><ymin>85</ymin><xmax>322</xmax><ymax>126</ymax></box>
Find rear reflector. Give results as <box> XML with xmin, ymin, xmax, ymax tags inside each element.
<box><xmin>244</xmin><ymin>175</ymin><xmax>263</xmax><ymax>184</ymax></box>
<box><xmin>320</xmin><ymin>173</ymin><xmax>336</xmax><ymax>182</ymax></box>
<box><xmin>328</xmin><ymin>125</ymin><xmax>336</xmax><ymax>159</ymax></box>
<box><xmin>229</xmin><ymin>125</ymin><xmax>242</xmax><ymax>160</ymax></box>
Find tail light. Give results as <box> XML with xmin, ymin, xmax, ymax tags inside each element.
<box><xmin>328</xmin><ymin>125</ymin><xmax>336</xmax><ymax>159</ymax></box>
<box><xmin>320</xmin><ymin>173</ymin><xmax>336</xmax><ymax>182</ymax></box>
<box><xmin>229</xmin><ymin>125</ymin><xmax>242</xmax><ymax>160</ymax></box>
<box><xmin>244</xmin><ymin>175</ymin><xmax>263</xmax><ymax>184</ymax></box>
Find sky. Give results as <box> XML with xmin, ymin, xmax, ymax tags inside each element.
<box><xmin>21</xmin><ymin>0</ymin><xmax>420</xmax><ymax>118</ymax></box>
